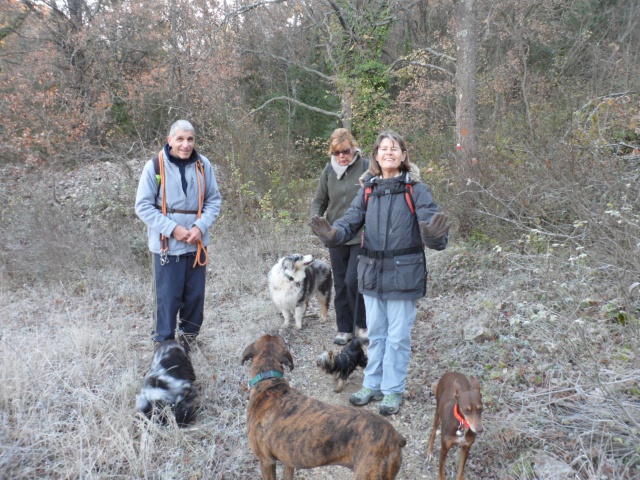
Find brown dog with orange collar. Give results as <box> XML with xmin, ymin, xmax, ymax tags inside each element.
<box><xmin>427</xmin><ymin>372</ymin><xmax>484</xmax><ymax>480</ymax></box>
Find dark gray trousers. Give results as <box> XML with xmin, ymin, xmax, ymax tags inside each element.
<box><xmin>151</xmin><ymin>253</ymin><xmax>206</xmax><ymax>342</ymax></box>
<box><xmin>329</xmin><ymin>244</ymin><xmax>367</xmax><ymax>334</ymax></box>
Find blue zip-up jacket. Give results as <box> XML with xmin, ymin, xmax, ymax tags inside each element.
<box><xmin>135</xmin><ymin>143</ymin><xmax>222</xmax><ymax>255</ymax></box>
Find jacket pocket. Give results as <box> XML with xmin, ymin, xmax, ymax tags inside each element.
<box><xmin>394</xmin><ymin>254</ymin><xmax>425</xmax><ymax>292</ymax></box>
<box><xmin>357</xmin><ymin>255</ymin><xmax>377</xmax><ymax>291</ymax></box>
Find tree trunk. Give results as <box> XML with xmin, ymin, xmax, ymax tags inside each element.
<box><xmin>454</xmin><ymin>0</ymin><xmax>478</xmax><ymax>237</ymax></box>
<box><xmin>341</xmin><ymin>88</ymin><xmax>353</xmax><ymax>130</ymax></box>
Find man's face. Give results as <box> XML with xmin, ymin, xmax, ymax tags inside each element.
<box><xmin>168</xmin><ymin>129</ymin><xmax>195</xmax><ymax>159</ymax></box>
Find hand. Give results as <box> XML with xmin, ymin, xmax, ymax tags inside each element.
<box><xmin>309</xmin><ymin>216</ymin><xmax>338</xmax><ymax>242</ymax></box>
<box><xmin>419</xmin><ymin>212</ymin><xmax>451</xmax><ymax>240</ymax></box>
<box><xmin>185</xmin><ymin>226</ymin><xmax>203</xmax><ymax>245</ymax></box>
<box><xmin>172</xmin><ymin>225</ymin><xmax>202</xmax><ymax>244</ymax></box>
<box><xmin>172</xmin><ymin>225</ymin><xmax>190</xmax><ymax>242</ymax></box>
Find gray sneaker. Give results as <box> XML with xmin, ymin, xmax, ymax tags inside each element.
<box><xmin>379</xmin><ymin>393</ymin><xmax>402</xmax><ymax>415</ymax></box>
<box><xmin>356</xmin><ymin>327</ymin><xmax>368</xmax><ymax>340</ymax></box>
<box><xmin>349</xmin><ymin>387</ymin><xmax>383</xmax><ymax>406</ymax></box>
<box><xmin>333</xmin><ymin>332</ymin><xmax>352</xmax><ymax>345</ymax></box>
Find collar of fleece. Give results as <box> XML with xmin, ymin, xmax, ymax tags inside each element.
<box><xmin>359</xmin><ymin>163</ymin><xmax>422</xmax><ymax>186</ymax></box>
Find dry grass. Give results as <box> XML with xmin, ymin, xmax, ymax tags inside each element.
<box><xmin>0</xmin><ymin>160</ymin><xmax>638</xmax><ymax>479</ymax></box>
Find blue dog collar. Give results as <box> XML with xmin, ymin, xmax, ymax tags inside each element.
<box><xmin>248</xmin><ymin>370</ymin><xmax>284</xmax><ymax>388</ymax></box>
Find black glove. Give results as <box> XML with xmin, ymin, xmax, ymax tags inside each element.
<box><xmin>310</xmin><ymin>216</ymin><xmax>338</xmax><ymax>243</ymax></box>
<box><xmin>419</xmin><ymin>212</ymin><xmax>451</xmax><ymax>240</ymax></box>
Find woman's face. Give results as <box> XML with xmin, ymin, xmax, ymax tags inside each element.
<box><xmin>332</xmin><ymin>143</ymin><xmax>355</xmax><ymax>166</ymax></box>
<box><xmin>376</xmin><ymin>137</ymin><xmax>406</xmax><ymax>178</ymax></box>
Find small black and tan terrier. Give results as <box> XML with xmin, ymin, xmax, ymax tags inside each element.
<box><xmin>316</xmin><ymin>338</ymin><xmax>368</xmax><ymax>392</ymax></box>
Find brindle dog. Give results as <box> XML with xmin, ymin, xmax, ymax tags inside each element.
<box><xmin>242</xmin><ymin>334</ymin><xmax>406</xmax><ymax>480</ymax></box>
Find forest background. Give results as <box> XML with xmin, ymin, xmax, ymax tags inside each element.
<box><xmin>0</xmin><ymin>0</ymin><xmax>639</xmax><ymax>479</ymax></box>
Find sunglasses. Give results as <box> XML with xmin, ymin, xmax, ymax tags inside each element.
<box><xmin>331</xmin><ymin>148</ymin><xmax>352</xmax><ymax>156</ymax></box>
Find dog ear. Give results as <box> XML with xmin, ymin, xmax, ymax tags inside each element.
<box><xmin>359</xmin><ymin>354</ymin><xmax>368</xmax><ymax>367</ymax></box>
<box><xmin>241</xmin><ymin>344</ymin><xmax>255</xmax><ymax>365</ymax></box>
<box><xmin>270</xmin><ymin>334</ymin><xmax>294</xmax><ymax>370</ymax></box>
<box><xmin>469</xmin><ymin>376</ymin><xmax>482</xmax><ymax>394</ymax></box>
<box><xmin>431</xmin><ymin>379</ymin><xmax>439</xmax><ymax>396</ymax></box>
<box><xmin>282</xmin><ymin>349</ymin><xmax>294</xmax><ymax>370</ymax></box>
<box><xmin>284</xmin><ymin>257</ymin><xmax>294</xmax><ymax>270</ymax></box>
<box><xmin>453</xmin><ymin>379</ymin><xmax>462</xmax><ymax>399</ymax></box>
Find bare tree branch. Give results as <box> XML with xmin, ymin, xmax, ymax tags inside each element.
<box><xmin>223</xmin><ymin>0</ymin><xmax>289</xmax><ymax>19</ymax></box>
<box><xmin>425</xmin><ymin>47</ymin><xmax>455</xmax><ymax>62</ymax></box>
<box><xmin>325</xmin><ymin>0</ymin><xmax>357</xmax><ymax>39</ymax></box>
<box><xmin>384</xmin><ymin>58</ymin><xmax>453</xmax><ymax>76</ymax></box>
<box><xmin>575</xmin><ymin>91</ymin><xmax>638</xmax><ymax>114</ymax></box>
<box><xmin>243</xmin><ymin>50</ymin><xmax>335</xmax><ymax>83</ymax></box>
<box><xmin>248</xmin><ymin>96</ymin><xmax>342</xmax><ymax>119</ymax></box>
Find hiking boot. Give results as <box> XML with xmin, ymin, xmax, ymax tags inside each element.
<box><xmin>178</xmin><ymin>333</ymin><xmax>200</xmax><ymax>352</ymax></box>
<box><xmin>379</xmin><ymin>393</ymin><xmax>402</xmax><ymax>416</ymax></box>
<box><xmin>349</xmin><ymin>387</ymin><xmax>383</xmax><ymax>406</ymax></box>
<box><xmin>356</xmin><ymin>328</ymin><xmax>368</xmax><ymax>340</ymax></box>
<box><xmin>333</xmin><ymin>332</ymin><xmax>352</xmax><ymax>345</ymax></box>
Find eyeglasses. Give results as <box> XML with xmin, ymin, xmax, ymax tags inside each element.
<box><xmin>331</xmin><ymin>148</ymin><xmax>351</xmax><ymax>156</ymax></box>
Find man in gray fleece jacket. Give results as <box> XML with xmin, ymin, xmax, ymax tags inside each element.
<box><xmin>135</xmin><ymin>120</ymin><xmax>222</xmax><ymax>345</ymax></box>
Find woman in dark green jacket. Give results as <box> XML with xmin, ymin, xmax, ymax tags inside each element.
<box><xmin>311</xmin><ymin>128</ymin><xmax>369</xmax><ymax>345</ymax></box>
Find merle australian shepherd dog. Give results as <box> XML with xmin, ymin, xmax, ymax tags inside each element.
<box><xmin>136</xmin><ymin>338</ymin><xmax>198</xmax><ymax>427</ymax></box>
<box><xmin>316</xmin><ymin>338</ymin><xmax>368</xmax><ymax>392</ymax></box>
<box><xmin>268</xmin><ymin>254</ymin><xmax>332</xmax><ymax>330</ymax></box>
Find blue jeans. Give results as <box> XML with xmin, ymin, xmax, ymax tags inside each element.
<box><xmin>152</xmin><ymin>253</ymin><xmax>206</xmax><ymax>342</ymax></box>
<box><xmin>362</xmin><ymin>295</ymin><xmax>417</xmax><ymax>395</ymax></box>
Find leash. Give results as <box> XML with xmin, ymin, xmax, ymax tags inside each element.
<box><xmin>158</xmin><ymin>150</ymin><xmax>169</xmax><ymax>266</ymax></box>
<box><xmin>352</xmin><ymin>288</ymin><xmax>359</xmax><ymax>337</ymax></box>
<box><xmin>248</xmin><ymin>370</ymin><xmax>284</xmax><ymax>388</ymax></box>
<box><xmin>192</xmin><ymin>159</ymin><xmax>208</xmax><ymax>268</ymax></box>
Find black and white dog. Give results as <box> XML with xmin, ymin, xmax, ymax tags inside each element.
<box><xmin>316</xmin><ymin>338</ymin><xmax>368</xmax><ymax>392</ymax></box>
<box><xmin>268</xmin><ymin>254</ymin><xmax>332</xmax><ymax>330</ymax></box>
<box><xmin>136</xmin><ymin>338</ymin><xmax>198</xmax><ymax>427</ymax></box>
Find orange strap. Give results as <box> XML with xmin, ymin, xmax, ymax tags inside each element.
<box><xmin>192</xmin><ymin>159</ymin><xmax>208</xmax><ymax>267</ymax></box>
<box><xmin>157</xmin><ymin>151</ymin><xmax>208</xmax><ymax>267</ymax></box>
<box><xmin>158</xmin><ymin>151</ymin><xmax>169</xmax><ymax>257</ymax></box>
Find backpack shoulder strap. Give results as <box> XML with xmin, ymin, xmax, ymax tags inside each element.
<box><xmin>405</xmin><ymin>183</ymin><xmax>416</xmax><ymax>215</ymax></box>
<box><xmin>196</xmin><ymin>155</ymin><xmax>206</xmax><ymax>189</ymax></box>
<box><xmin>152</xmin><ymin>155</ymin><xmax>161</xmax><ymax>202</ymax></box>
<box><xmin>364</xmin><ymin>185</ymin><xmax>373</xmax><ymax>210</ymax></box>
